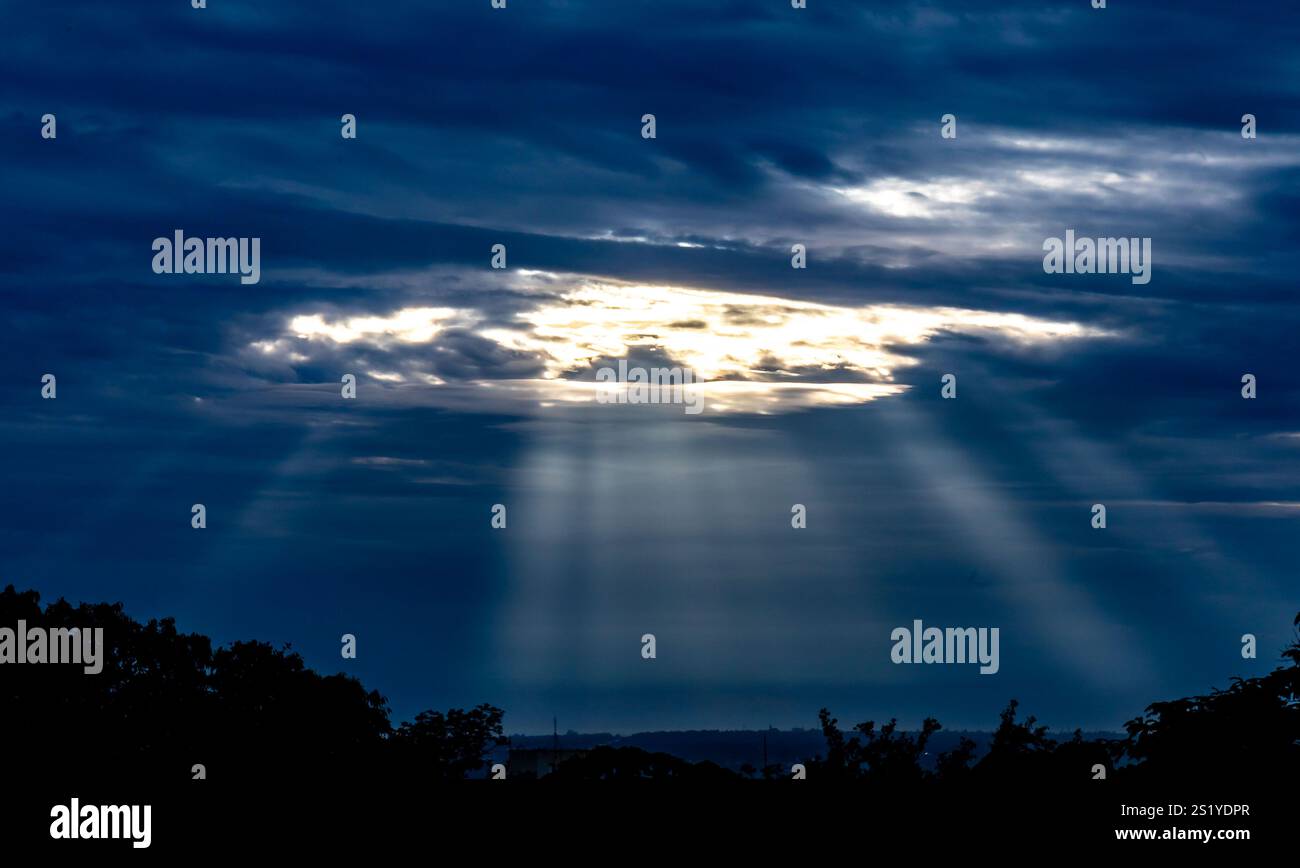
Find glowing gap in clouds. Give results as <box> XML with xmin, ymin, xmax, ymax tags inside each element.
<box><xmin>247</xmin><ymin>280</ymin><xmax>1116</xmax><ymax>415</ymax></box>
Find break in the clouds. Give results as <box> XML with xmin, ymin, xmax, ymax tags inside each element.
<box><xmin>245</xmin><ymin>274</ymin><xmax>1114</xmax><ymax>414</ymax></box>
<box><xmin>2</xmin><ymin>0</ymin><xmax>1299</xmax><ymax>733</ymax></box>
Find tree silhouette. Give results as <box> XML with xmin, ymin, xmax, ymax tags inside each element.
<box><xmin>810</xmin><ymin>709</ymin><xmax>940</xmax><ymax>784</ymax></box>
<box><xmin>1120</xmin><ymin>612</ymin><xmax>1300</xmax><ymax>783</ymax></box>
<box><xmin>934</xmin><ymin>735</ymin><xmax>977</xmax><ymax>783</ymax></box>
<box><xmin>808</xmin><ymin>613</ymin><xmax>1300</xmax><ymax>787</ymax></box>
<box><xmin>391</xmin><ymin>704</ymin><xmax>507</xmax><ymax>780</ymax></box>
<box><xmin>0</xmin><ymin>584</ymin><xmax>502</xmax><ymax>787</ymax></box>
<box><xmin>4</xmin><ymin>584</ymin><xmax>1297</xmax><ymax>790</ymax></box>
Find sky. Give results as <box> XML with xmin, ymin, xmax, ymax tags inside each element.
<box><xmin>2</xmin><ymin>0</ymin><xmax>1298</xmax><ymax>734</ymax></box>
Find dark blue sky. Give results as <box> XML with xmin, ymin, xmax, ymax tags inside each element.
<box><xmin>2</xmin><ymin>0</ymin><xmax>1298</xmax><ymax>734</ymax></box>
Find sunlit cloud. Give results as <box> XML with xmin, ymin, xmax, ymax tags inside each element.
<box><xmin>246</xmin><ymin>279</ymin><xmax>1115</xmax><ymax>414</ymax></box>
<box><xmin>288</xmin><ymin>307</ymin><xmax>474</xmax><ymax>345</ymax></box>
<box><xmin>831</xmin><ymin>177</ymin><xmax>1000</xmax><ymax>219</ymax></box>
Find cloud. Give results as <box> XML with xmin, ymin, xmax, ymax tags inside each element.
<box><xmin>242</xmin><ymin>276</ymin><xmax>1115</xmax><ymax>414</ymax></box>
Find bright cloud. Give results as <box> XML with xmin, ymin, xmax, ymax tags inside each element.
<box><xmin>248</xmin><ymin>279</ymin><xmax>1114</xmax><ymax>414</ymax></box>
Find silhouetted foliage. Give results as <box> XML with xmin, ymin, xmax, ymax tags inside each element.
<box><xmin>971</xmin><ymin>698</ymin><xmax>1058</xmax><ymax>781</ymax></box>
<box><xmin>392</xmin><ymin>704</ymin><xmax>507</xmax><ymax>780</ymax></box>
<box><xmin>934</xmin><ymin>735</ymin><xmax>978</xmax><ymax>782</ymax></box>
<box><xmin>810</xmin><ymin>614</ymin><xmax>1299</xmax><ymax>788</ymax></box>
<box><xmin>1120</xmin><ymin>613</ymin><xmax>1300</xmax><ymax>784</ymax></box>
<box><xmin>3</xmin><ymin>585</ymin><xmax>1296</xmax><ymax>790</ymax></box>
<box><xmin>810</xmin><ymin>709</ymin><xmax>940</xmax><ymax>784</ymax></box>
<box><xmin>0</xmin><ymin>585</ymin><xmax>500</xmax><ymax>786</ymax></box>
